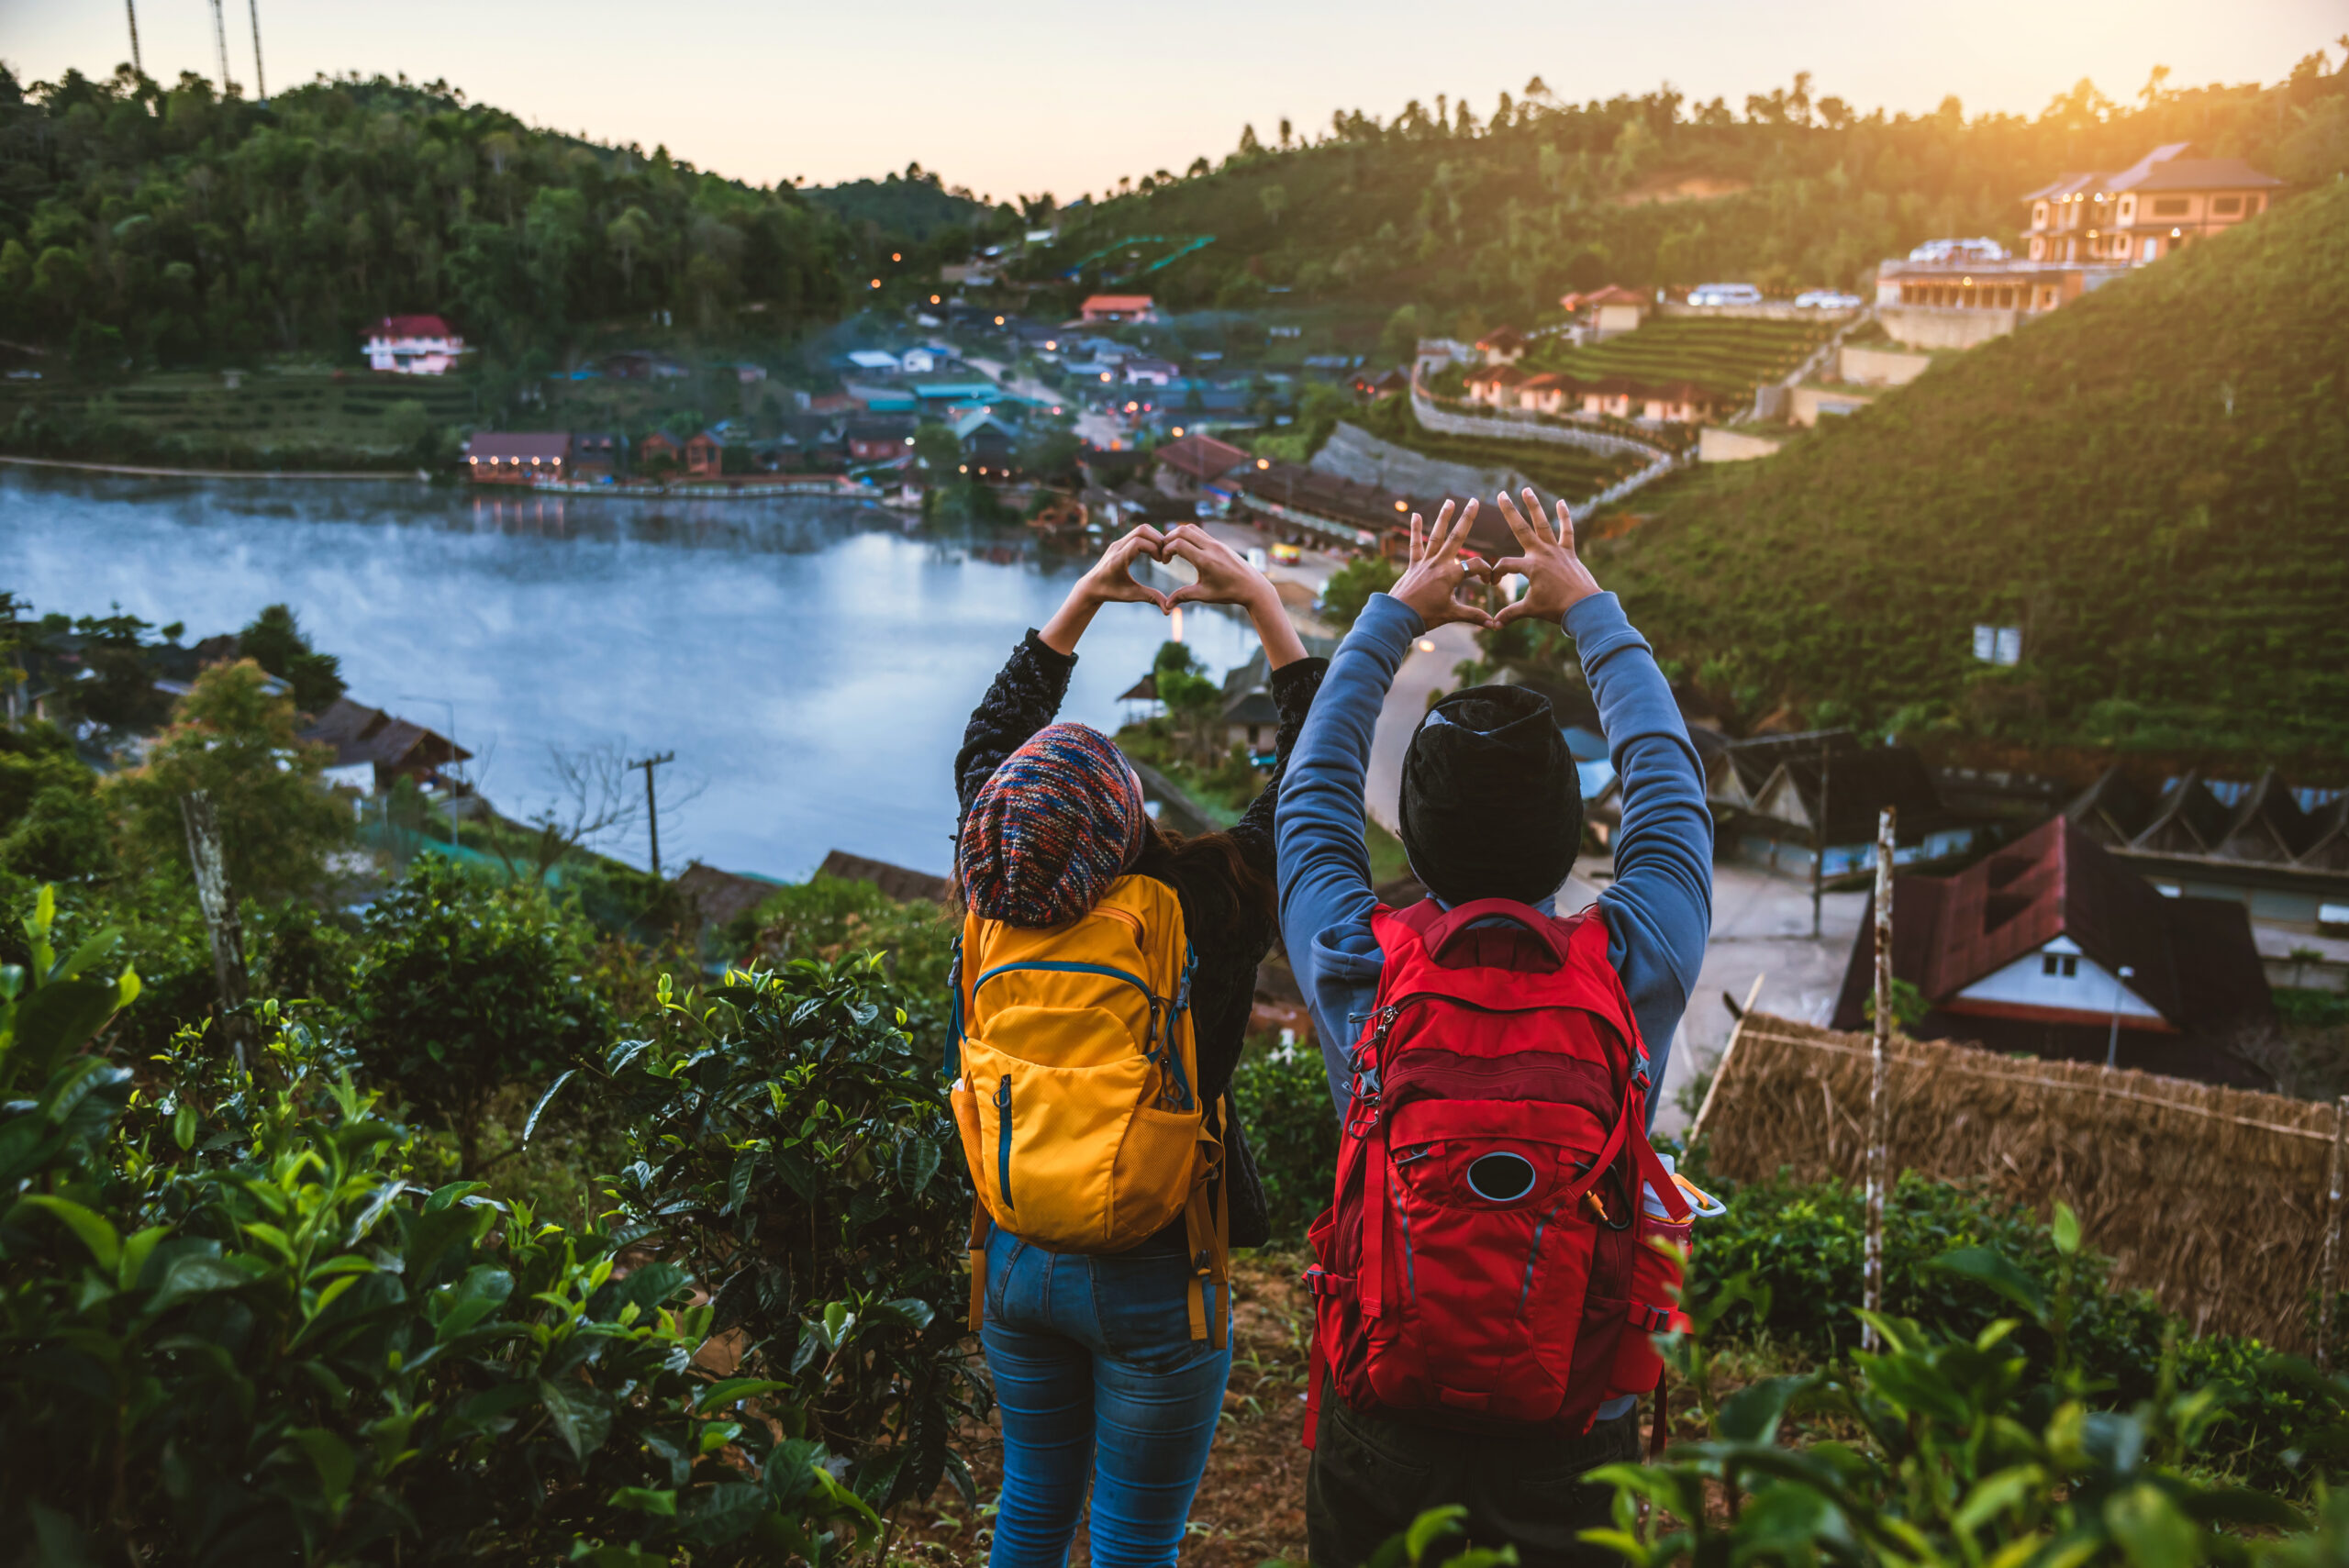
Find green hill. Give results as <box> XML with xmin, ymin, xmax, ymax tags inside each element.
<box><xmin>1014</xmin><ymin>54</ymin><xmax>2348</xmax><ymax>328</ymax></box>
<box><xmin>1587</xmin><ymin>177</ymin><xmax>2349</xmax><ymax>767</ymax></box>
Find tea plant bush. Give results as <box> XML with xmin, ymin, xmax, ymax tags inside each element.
<box><xmin>564</xmin><ymin>955</ymin><xmax>988</xmax><ymax>1516</ymax></box>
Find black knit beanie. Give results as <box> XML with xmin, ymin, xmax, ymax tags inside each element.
<box><xmin>1397</xmin><ymin>685</ymin><xmax>1583</xmax><ymax>906</ymax></box>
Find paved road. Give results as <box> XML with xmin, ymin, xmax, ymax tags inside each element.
<box><xmin>1364</xmin><ymin>621</ymin><xmax>1482</xmax><ymax>835</ymax></box>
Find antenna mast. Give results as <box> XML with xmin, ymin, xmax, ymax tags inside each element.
<box><xmin>248</xmin><ymin>0</ymin><xmax>267</xmax><ymax>100</ymax></box>
<box><xmin>125</xmin><ymin>0</ymin><xmax>144</xmax><ymax>75</ymax></box>
<box><xmin>208</xmin><ymin>0</ymin><xmax>235</xmax><ymax>95</ymax></box>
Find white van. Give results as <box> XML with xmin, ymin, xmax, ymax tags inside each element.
<box><xmin>1687</xmin><ymin>283</ymin><xmax>1764</xmax><ymax>307</ymax></box>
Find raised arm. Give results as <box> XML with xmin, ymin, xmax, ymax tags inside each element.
<box><xmin>953</xmin><ymin>525</ymin><xmax>1169</xmax><ymax>817</ymax></box>
<box><xmin>1491</xmin><ymin>489</ymin><xmax>1712</xmax><ymax>1109</ymax></box>
<box><xmin>1277</xmin><ymin>503</ymin><xmax>1496</xmax><ymax>1108</ymax></box>
<box><xmin>1160</xmin><ymin>525</ymin><xmax>1323</xmax><ymax>872</ymax></box>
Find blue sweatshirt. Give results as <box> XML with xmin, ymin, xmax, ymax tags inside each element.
<box><xmin>1275</xmin><ymin>591</ymin><xmax>1714</xmax><ymax>1125</ymax></box>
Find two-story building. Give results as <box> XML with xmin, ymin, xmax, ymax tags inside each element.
<box><xmin>363</xmin><ymin>315</ymin><xmax>465</xmax><ymax>375</ymax></box>
<box><xmin>2023</xmin><ymin>142</ymin><xmax>2282</xmax><ymax>266</ymax></box>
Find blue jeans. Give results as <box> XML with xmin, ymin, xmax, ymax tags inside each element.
<box><xmin>981</xmin><ymin>1227</ymin><xmax>1233</xmax><ymax>1568</ymax></box>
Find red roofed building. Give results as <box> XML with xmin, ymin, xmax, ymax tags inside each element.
<box><xmin>1475</xmin><ymin>326</ymin><xmax>1527</xmax><ymax>365</ymax></box>
<box><xmin>364</xmin><ymin>314</ymin><xmax>465</xmax><ymax>375</ymax></box>
<box><xmin>1079</xmin><ymin>295</ymin><xmax>1159</xmax><ymax>324</ymax></box>
<box><xmin>464</xmin><ymin>430</ymin><xmax>573</xmax><ymax>484</ymax></box>
<box><xmin>1152</xmin><ymin>430</ymin><xmax>1252</xmax><ymax>489</ymax></box>
<box><xmin>1570</xmin><ymin>285</ymin><xmax>1653</xmax><ymax>339</ymax></box>
<box><xmin>1831</xmin><ymin>817</ymin><xmax>2276</xmax><ymax>1086</ymax></box>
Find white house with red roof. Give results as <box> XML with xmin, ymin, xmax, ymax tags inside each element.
<box><xmin>364</xmin><ymin>315</ymin><xmax>466</xmax><ymax>375</ymax></box>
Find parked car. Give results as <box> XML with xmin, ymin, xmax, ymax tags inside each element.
<box><xmin>1687</xmin><ymin>283</ymin><xmax>1765</xmax><ymax>307</ymax></box>
<box><xmin>1795</xmin><ymin>289</ymin><xmax>1865</xmax><ymax>309</ymax></box>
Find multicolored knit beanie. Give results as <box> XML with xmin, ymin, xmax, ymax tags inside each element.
<box><xmin>960</xmin><ymin>722</ymin><xmax>1151</xmax><ymax>928</ymax></box>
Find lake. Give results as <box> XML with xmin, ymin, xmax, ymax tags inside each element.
<box><xmin>0</xmin><ymin>470</ymin><xmax>1263</xmax><ymax>880</ymax></box>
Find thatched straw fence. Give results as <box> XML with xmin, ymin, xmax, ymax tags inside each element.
<box><xmin>1698</xmin><ymin>1013</ymin><xmax>2341</xmax><ymax>1350</ymax></box>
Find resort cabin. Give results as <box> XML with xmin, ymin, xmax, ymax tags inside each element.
<box><xmin>465</xmin><ymin>431</ymin><xmax>571</xmax><ymax>484</ymax></box>
<box><xmin>2025</xmin><ymin>143</ymin><xmax>2281</xmax><ymax>266</ymax></box>
<box><xmin>1079</xmin><ymin>294</ymin><xmax>1159</xmax><ymax>324</ymax></box>
<box><xmin>1829</xmin><ymin>817</ymin><xmax>2276</xmax><ymax>1088</ymax></box>
<box><xmin>364</xmin><ymin>314</ymin><xmax>464</xmax><ymax>375</ymax></box>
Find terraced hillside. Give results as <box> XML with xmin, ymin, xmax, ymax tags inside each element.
<box><xmin>1358</xmin><ymin>395</ymin><xmax>1644</xmax><ymax>500</ymax></box>
<box><xmin>1524</xmin><ymin>316</ymin><xmax>1831</xmax><ymax>398</ymax></box>
<box><xmin>1591</xmin><ymin>178</ymin><xmax>2349</xmax><ymax>766</ymax></box>
<box><xmin>0</xmin><ymin>371</ymin><xmax>474</xmax><ymax>469</ymax></box>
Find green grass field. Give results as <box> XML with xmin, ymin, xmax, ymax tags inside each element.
<box><xmin>1527</xmin><ymin>317</ymin><xmax>1832</xmax><ymax>400</ymax></box>
<box><xmin>1358</xmin><ymin>395</ymin><xmax>1645</xmax><ymax>499</ymax></box>
<box><xmin>0</xmin><ymin>370</ymin><xmax>474</xmax><ymax>467</ymax></box>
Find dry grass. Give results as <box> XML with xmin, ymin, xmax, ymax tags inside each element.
<box><xmin>1702</xmin><ymin>1013</ymin><xmax>2339</xmax><ymax>1348</ymax></box>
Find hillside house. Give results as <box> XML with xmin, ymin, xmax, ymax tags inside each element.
<box><xmin>845</xmin><ymin>349</ymin><xmax>903</xmax><ymax>373</ymax></box>
<box><xmin>1462</xmin><ymin>364</ymin><xmax>1529</xmax><ymax>406</ymax></box>
<box><xmin>363</xmin><ymin>315</ymin><xmax>464</xmax><ymax>375</ymax></box>
<box><xmin>465</xmin><ymin>431</ymin><xmax>572</xmax><ymax>484</ymax></box>
<box><xmin>1830</xmin><ymin>817</ymin><xmax>2276</xmax><ymax>1087</ymax></box>
<box><xmin>954</xmin><ymin>409</ymin><xmax>1019</xmax><ymax>473</ymax></box>
<box><xmin>1709</xmin><ymin>728</ymin><xmax>1984</xmax><ymax>875</ymax></box>
<box><xmin>844</xmin><ymin>418</ymin><xmax>914</xmax><ymax>462</ymax></box>
<box><xmin>571</xmin><ymin>432</ymin><xmax>625</xmax><ymax>480</ymax></box>
<box><xmin>685</xmin><ymin>430</ymin><xmax>731</xmax><ymax>477</ymax></box>
<box><xmin>1223</xmin><ymin>686</ymin><xmax>1281</xmax><ymax>760</ymax></box>
<box><xmin>2067</xmin><ymin>767</ymin><xmax>2349</xmax><ymax>929</ymax></box>
<box><xmin>2025</xmin><ymin>143</ymin><xmax>2281</xmax><ymax>265</ymax></box>
<box><xmin>299</xmin><ymin>698</ymin><xmax>473</xmax><ymax>790</ymax></box>
<box><xmin>1571</xmin><ymin>285</ymin><xmax>1652</xmax><ymax>340</ymax></box>
<box><xmin>1080</xmin><ymin>295</ymin><xmax>1158</xmax><ymax>324</ymax></box>
<box><xmin>637</xmin><ymin>430</ymin><xmax>683</xmax><ymax>472</ymax></box>
<box><xmin>1476</xmin><ymin>327</ymin><xmax>1528</xmax><ymax>366</ymax></box>
<box><xmin>1152</xmin><ymin>430</ymin><xmax>1252</xmax><ymax>493</ymax></box>
<box><xmin>900</xmin><ymin>347</ymin><xmax>941</xmax><ymax>374</ymax></box>
<box><xmin>1122</xmin><ymin>357</ymin><xmax>1180</xmax><ymax>387</ymax></box>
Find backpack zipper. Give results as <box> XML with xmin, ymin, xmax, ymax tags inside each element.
<box><xmin>1520</xmin><ymin>1199</ymin><xmax>1564</xmax><ymax>1310</ymax></box>
<box><xmin>973</xmin><ymin>959</ymin><xmax>1193</xmax><ymax>1110</ymax></box>
<box><xmin>995</xmin><ymin>1073</ymin><xmax>1014</xmax><ymax>1208</ymax></box>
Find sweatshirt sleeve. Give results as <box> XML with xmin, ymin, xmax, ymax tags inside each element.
<box><xmin>953</xmin><ymin>631</ymin><xmax>1075</xmax><ymax>820</ymax></box>
<box><xmin>1222</xmin><ymin>655</ymin><xmax>1330</xmax><ymax>874</ymax></box>
<box><xmin>1275</xmin><ymin>595</ymin><xmax>1422</xmax><ymax>1117</ymax></box>
<box><xmin>1570</xmin><ymin>592</ymin><xmax>1714</xmax><ymax>1122</ymax></box>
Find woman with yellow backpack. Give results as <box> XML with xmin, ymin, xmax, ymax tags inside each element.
<box><xmin>950</xmin><ymin>522</ymin><xmax>1324</xmax><ymax>1568</ymax></box>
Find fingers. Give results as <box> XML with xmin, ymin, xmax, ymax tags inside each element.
<box><xmin>1491</xmin><ymin>597</ymin><xmax>1544</xmax><ymax>628</ymax></box>
<box><xmin>1408</xmin><ymin>512</ymin><xmax>1424</xmax><ymax>562</ymax></box>
<box><xmin>1493</xmin><ymin>489</ymin><xmax>1542</xmax><ymax>552</ymax></box>
<box><xmin>1164</xmin><ymin>582</ymin><xmax>1207</xmax><ymax>608</ymax></box>
<box><xmin>1522</xmin><ymin>488</ymin><xmax>1564</xmax><ymax>547</ymax></box>
<box><xmin>1553</xmin><ymin>498</ymin><xmax>1578</xmax><ymax>555</ymax></box>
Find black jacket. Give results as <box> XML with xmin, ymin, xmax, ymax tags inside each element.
<box><xmin>953</xmin><ymin>629</ymin><xmax>1327</xmax><ymax>1249</ymax></box>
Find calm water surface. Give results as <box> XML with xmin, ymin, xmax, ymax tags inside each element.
<box><xmin>0</xmin><ymin>472</ymin><xmax>1258</xmax><ymax>878</ymax></box>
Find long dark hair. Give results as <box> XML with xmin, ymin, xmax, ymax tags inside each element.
<box><xmin>1134</xmin><ymin>823</ymin><xmax>1275</xmax><ymax>929</ymax></box>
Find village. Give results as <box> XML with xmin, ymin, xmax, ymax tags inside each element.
<box><xmin>6</xmin><ymin>27</ymin><xmax>2349</xmax><ymax>1561</ymax></box>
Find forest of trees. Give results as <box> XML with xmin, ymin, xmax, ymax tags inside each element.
<box><xmin>0</xmin><ymin>68</ymin><xmax>1010</xmax><ymax>372</ymax></box>
<box><xmin>1022</xmin><ymin>46</ymin><xmax>2349</xmax><ymax>322</ymax></box>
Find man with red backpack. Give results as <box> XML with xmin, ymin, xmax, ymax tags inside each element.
<box><xmin>1275</xmin><ymin>489</ymin><xmax>1713</xmax><ymax>1566</ymax></box>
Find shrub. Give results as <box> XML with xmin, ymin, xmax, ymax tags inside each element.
<box><xmin>576</xmin><ymin>956</ymin><xmax>987</xmax><ymax>1516</ymax></box>
<box><xmin>1586</xmin><ymin>1210</ymin><xmax>2343</xmax><ymax>1566</ymax></box>
<box><xmin>1320</xmin><ymin>555</ymin><xmax>1401</xmax><ymax>629</ymax></box>
<box><xmin>348</xmin><ymin>859</ymin><xmax>614</xmax><ymax>1173</ymax></box>
<box><xmin>1230</xmin><ymin>1035</ymin><xmax>1340</xmax><ymax>1245</ymax></box>
<box><xmin>729</xmin><ymin>873</ymin><xmax>955</xmax><ymax>1054</ymax></box>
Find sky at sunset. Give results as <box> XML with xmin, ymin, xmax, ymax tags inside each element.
<box><xmin>5</xmin><ymin>0</ymin><xmax>2338</xmax><ymax>202</ymax></box>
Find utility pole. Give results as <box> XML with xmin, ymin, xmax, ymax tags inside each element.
<box><xmin>1810</xmin><ymin>737</ymin><xmax>1831</xmax><ymax>939</ymax></box>
<box><xmin>125</xmin><ymin>0</ymin><xmax>144</xmax><ymax>76</ymax></box>
<box><xmin>2104</xmin><ymin>965</ymin><xmax>2137</xmax><ymax>1070</ymax></box>
<box><xmin>180</xmin><ymin>791</ymin><xmax>251</xmax><ymax>1073</ymax></box>
<box><xmin>630</xmin><ymin>751</ymin><xmax>676</xmax><ymax>879</ymax></box>
<box><xmin>207</xmin><ymin>0</ymin><xmax>234</xmax><ymax>95</ymax></box>
<box><xmin>1861</xmin><ymin>806</ymin><xmax>1896</xmax><ymax>1352</ymax></box>
<box><xmin>247</xmin><ymin>0</ymin><xmax>266</xmax><ymax>101</ymax></box>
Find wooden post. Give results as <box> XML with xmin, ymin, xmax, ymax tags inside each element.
<box><xmin>179</xmin><ymin>790</ymin><xmax>251</xmax><ymax>1072</ymax></box>
<box><xmin>2319</xmin><ymin>1095</ymin><xmax>2349</xmax><ymax>1373</ymax></box>
<box><xmin>1862</xmin><ymin>806</ymin><xmax>1895</xmax><ymax>1351</ymax></box>
<box><xmin>1686</xmin><ymin>973</ymin><xmax>1766</xmax><ymax>1150</ymax></box>
<box><xmin>1810</xmin><ymin>740</ymin><xmax>1830</xmax><ymax>939</ymax></box>
<box><xmin>629</xmin><ymin>751</ymin><xmax>676</xmax><ymax>879</ymax></box>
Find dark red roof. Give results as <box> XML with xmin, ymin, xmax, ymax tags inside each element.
<box><xmin>1831</xmin><ymin>817</ymin><xmax>2272</xmax><ymax>1036</ymax></box>
<box><xmin>1154</xmin><ymin>431</ymin><xmax>1251</xmax><ymax>483</ymax></box>
<box><xmin>373</xmin><ymin>314</ymin><xmax>455</xmax><ymax>339</ymax></box>
<box><xmin>466</xmin><ymin>431</ymin><xmax>572</xmax><ymax>462</ymax></box>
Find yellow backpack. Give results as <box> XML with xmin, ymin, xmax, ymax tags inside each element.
<box><xmin>949</xmin><ymin>873</ymin><xmax>1229</xmax><ymax>1346</ymax></box>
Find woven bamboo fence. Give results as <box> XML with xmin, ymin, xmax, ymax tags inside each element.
<box><xmin>1698</xmin><ymin>1014</ymin><xmax>2341</xmax><ymax>1350</ymax></box>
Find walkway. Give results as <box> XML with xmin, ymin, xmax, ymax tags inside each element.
<box><xmin>0</xmin><ymin>453</ymin><xmax>422</xmax><ymax>482</ymax></box>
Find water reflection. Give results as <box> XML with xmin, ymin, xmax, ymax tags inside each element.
<box><xmin>0</xmin><ymin>471</ymin><xmax>1260</xmax><ymax>878</ymax></box>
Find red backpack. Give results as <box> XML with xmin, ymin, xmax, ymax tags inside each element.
<box><xmin>1303</xmin><ymin>897</ymin><xmax>1690</xmax><ymax>1446</ymax></box>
